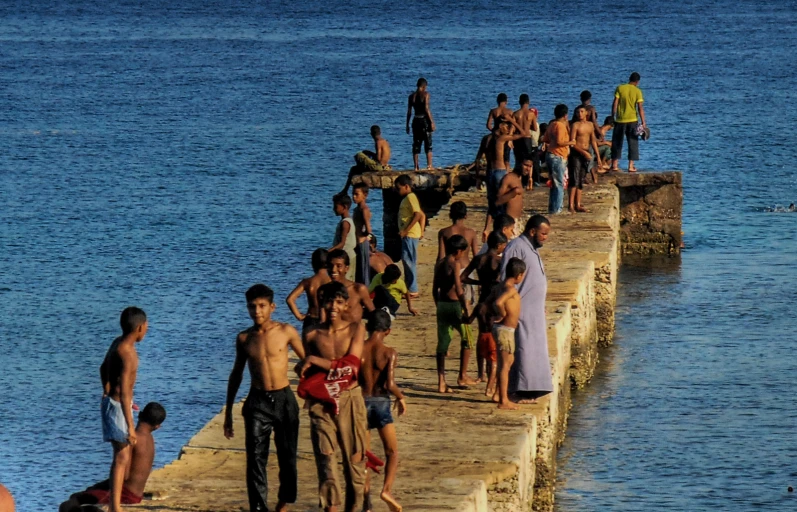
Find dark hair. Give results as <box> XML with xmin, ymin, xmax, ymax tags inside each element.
<box><xmin>571</xmin><ymin>105</ymin><xmax>587</xmax><ymax>123</ymax></box>
<box><xmin>519</xmin><ymin>93</ymin><xmax>529</xmax><ymax>105</ymax></box>
<box><xmin>449</xmin><ymin>201</ymin><xmax>467</xmax><ymax>221</ymax></box>
<box><xmin>524</xmin><ymin>214</ymin><xmax>550</xmax><ymax>233</ymax></box>
<box><xmin>487</xmin><ymin>230</ymin><xmax>508</xmax><ymax>250</ymax></box>
<box><xmin>580</xmin><ymin>90</ymin><xmax>592</xmax><ymax>102</ymax></box>
<box><xmin>245</xmin><ymin>284</ymin><xmax>274</xmax><ymax>303</ymax></box>
<box><xmin>493</xmin><ymin>213</ymin><xmax>515</xmax><ymax>232</ymax></box>
<box><xmin>394</xmin><ymin>174</ymin><xmax>412</xmax><ymax>188</ymax></box>
<box><xmin>417</xmin><ymin>77</ymin><xmax>427</xmax><ymax>88</ymax></box>
<box><xmin>554</xmin><ymin>104</ymin><xmax>569</xmax><ymax>119</ymax></box>
<box><xmin>603</xmin><ymin>116</ymin><xmax>615</xmax><ymax>126</ymax></box>
<box><xmin>120</xmin><ymin>307</ymin><xmax>147</xmax><ymax>334</ymax></box>
<box><xmin>311</xmin><ymin>248</ymin><xmax>328</xmax><ymax>272</ymax></box>
<box><xmin>327</xmin><ymin>249</ymin><xmax>350</xmax><ymax>267</ymax></box>
<box><xmin>353</xmin><ymin>182</ymin><xmax>369</xmax><ymax>196</ymax></box>
<box><xmin>539</xmin><ymin>122</ymin><xmax>548</xmax><ymax>135</ymax></box>
<box><xmin>383</xmin><ymin>264</ymin><xmax>402</xmax><ymax>283</ymax></box>
<box><xmin>369</xmin><ymin>234</ymin><xmax>378</xmax><ymax>248</ymax></box>
<box><xmin>367</xmin><ymin>309</ymin><xmax>392</xmax><ymax>333</ymax></box>
<box><xmin>506</xmin><ymin>257</ymin><xmax>527</xmax><ymax>279</ymax></box>
<box><xmin>140</xmin><ymin>402</ymin><xmax>166</xmax><ymax>426</ymax></box>
<box><xmin>318</xmin><ymin>281</ymin><xmax>349</xmax><ymax>305</ymax></box>
<box><xmin>370</xmin><ymin>125</ymin><xmax>381</xmax><ymax>137</ymax></box>
<box><xmin>497</xmin><ymin>93</ymin><xmax>508</xmax><ymax>104</ymax></box>
<box><xmin>333</xmin><ymin>193</ymin><xmax>352</xmax><ymax>209</ymax></box>
<box><xmin>630</xmin><ymin>72</ymin><xmax>641</xmax><ymax>82</ymax></box>
<box><xmin>445</xmin><ymin>234</ymin><xmax>468</xmax><ymax>255</ymax></box>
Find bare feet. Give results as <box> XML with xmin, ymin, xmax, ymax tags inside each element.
<box><xmin>485</xmin><ymin>386</ymin><xmax>496</xmax><ymax>397</ymax></box>
<box><xmin>516</xmin><ymin>398</ymin><xmax>537</xmax><ymax>404</ymax></box>
<box><xmin>438</xmin><ymin>385</ymin><xmax>454</xmax><ymax>393</ymax></box>
<box><xmin>457</xmin><ymin>377</ymin><xmax>478</xmax><ymax>387</ymax></box>
<box><xmin>476</xmin><ymin>376</ymin><xmax>486</xmax><ymax>383</ymax></box>
<box><xmin>628</xmin><ymin>167</ymin><xmax>637</xmax><ymax>173</ymax></box>
<box><xmin>491</xmin><ymin>392</ymin><xmax>500</xmax><ymax>403</ymax></box>
<box><xmin>576</xmin><ymin>206</ymin><xmax>589</xmax><ymax>213</ymax></box>
<box><xmin>276</xmin><ymin>501</ymin><xmax>289</xmax><ymax>512</ymax></box>
<box><xmin>498</xmin><ymin>401</ymin><xmax>520</xmax><ymax>410</ymax></box>
<box><xmin>381</xmin><ymin>490</ymin><xmax>402</xmax><ymax>512</ymax></box>
<box><xmin>568</xmin><ymin>206</ymin><xmax>576</xmax><ymax>213</ymax></box>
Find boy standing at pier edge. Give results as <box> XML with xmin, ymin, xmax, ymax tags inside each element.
<box><xmin>610</xmin><ymin>72</ymin><xmax>646</xmax><ymax>172</ymax></box>
<box><xmin>352</xmin><ymin>183</ymin><xmax>373</xmax><ymax>285</ymax></box>
<box><xmin>224</xmin><ymin>284</ymin><xmax>305</xmax><ymax>512</ymax></box>
<box><xmin>543</xmin><ymin>105</ymin><xmax>575</xmax><ymax>214</ymax></box>
<box><xmin>395</xmin><ymin>175</ymin><xmax>424</xmax><ymax>297</ymax></box>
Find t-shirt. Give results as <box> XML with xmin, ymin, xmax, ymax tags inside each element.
<box><xmin>544</xmin><ymin>120</ymin><xmax>570</xmax><ymax>158</ymax></box>
<box><xmin>614</xmin><ymin>83</ymin><xmax>644</xmax><ymax>123</ymax></box>
<box><xmin>398</xmin><ymin>192</ymin><xmax>422</xmax><ymax>239</ymax></box>
<box><xmin>368</xmin><ymin>273</ymin><xmax>408</xmax><ymax>303</ymax></box>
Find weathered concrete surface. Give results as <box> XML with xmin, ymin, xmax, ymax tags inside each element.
<box><xmin>134</xmin><ymin>177</ymin><xmax>627</xmax><ymax>512</ymax></box>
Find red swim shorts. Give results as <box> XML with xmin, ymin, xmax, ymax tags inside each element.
<box><xmin>82</xmin><ymin>480</ymin><xmax>142</xmax><ymax>505</ymax></box>
<box><xmin>477</xmin><ymin>332</ymin><xmax>497</xmax><ymax>362</ymax></box>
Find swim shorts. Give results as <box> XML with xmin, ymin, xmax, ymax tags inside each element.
<box><xmin>436</xmin><ymin>301</ymin><xmax>475</xmax><ymax>354</ymax></box>
<box><xmin>101</xmin><ymin>396</ymin><xmax>129</xmax><ymax>444</ymax></box>
<box><xmin>477</xmin><ymin>332</ymin><xmax>497</xmax><ymax>362</ymax></box>
<box><xmin>364</xmin><ymin>396</ymin><xmax>394</xmax><ymax>430</ymax></box>
<box><xmin>493</xmin><ymin>324</ymin><xmax>516</xmax><ymax>354</ymax></box>
<box><xmin>411</xmin><ymin>117</ymin><xmax>433</xmax><ymax>155</ymax></box>
<box><xmin>80</xmin><ymin>479</ymin><xmax>142</xmax><ymax>505</ymax></box>
<box><xmin>567</xmin><ymin>151</ymin><xmax>590</xmax><ymax>190</ymax></box>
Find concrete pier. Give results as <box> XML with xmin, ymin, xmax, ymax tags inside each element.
<box><xmin>133</xmin><ymin>171</ymin><xmax>681</xmax><ymax>511</ymax></box>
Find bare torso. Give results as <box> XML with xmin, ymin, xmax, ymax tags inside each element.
<box><xmin>306</xmin><ymin>272</ymin><xmax>331</xmax><ymax>318</ymax></box>
<box><xmin>375</xmin><ymin>138</ymin><xmax>391</xmax><ymax>166</ymax></box>
<box><xmin>307</xmin><ymin>321</ymin><xmax>359</xmax><ymax>360</ymax></box>
<box><xmin>342</xmin><ymin>280</ymin><xmax>374</xmax><ymax>323</ymax></box>
<box><xmin>488</xmin><ymin>134</ymin><xmax>512</xmax><ymax>170</ymax></box>
<box><xmin>353</xmin><ymin>205</ymin><xmax>370</xmax><ymax>244</ymax></box>
<box><xmin>572</xmin><ymin>120</ymin><xmax>594</xmax><ymax>153</ymax></box>
<box><xmin>125</xmin><ymin>428</ymin><xmax>154</xmax><ymax>495</ymax></box>
<box><xmin>499</xmin><ymin>172</ymin><xmax>524</xmax><ymax>220</ymax></box>
<box><xmin>496</xmin><ymin>283</ymin><xmax>521</xmax><ymax>329</ymax></box>
<box><xmin>238</xmin><ymin>322</ymin><xmax>295</xmax><ymax>390</ymax></box>
<box><xmin>369</xmin><ymin>250</ymin><xmax>393</xmax><ymax>275</ymax></box>
<box><xmin>438</xmin><ymin>224</ymin><xmax>477</xmax><ymax>265</ymax></box>
<box><xmin>513</xmin><ymin>108</ymin><xmax>538</xmax><ymax>137</ymax></box>
<box><xmin>434</xmin><ymin>256</ymin><xmax>462</xmax><ymax>302</ymax></box>
<box><xmin>101</xmin><ymin>337</ymin><xmax>137</xmax><ymax>401</ymax></box>
<box><xmin>360</xmin><ymin>340</ymin><xmax>395</xmax><ymax>398</ymax></box>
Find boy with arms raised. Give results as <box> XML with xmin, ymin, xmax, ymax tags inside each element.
<box><xmin>352</xmin><ymin>183</ymin><xmax>373</xmax><ymax>285</ymax></box>
<box><xmin>360</xmin><ymin>310</ymin><xmax>407</xmax><ymax>512</ymax></box>
<box><xmin>433</xmin><ymin>235</ymin><xmax>476</xmax><ymax>392</ymax></box>
<box><xmin>60</xmin><ymin>403</ymin><xmax>166</xmax><ymax>511</ymax></box>
<box><xmin>331</xmin><ymin>194</ymin><xmax>357</xmax><ymax>282</ymax></box>
<box><xmin>224</xmin><ymin>284</ymin><xmax>305</xmax><ymax>512</ymax></box>
<box><xmin>327</xmin><ymin>249</ymin><xmax>375</xmax><ymax>324</ymax></box>
<box><xmin>298</xmin><ymin>282</ymin><xmax>368</xmax><ymax>512</ymax></box>
<box><xmin>490</xmin><ymin>257</ymin><xmax>527</xmax><ymax>410</ymax></box>
<box><xmin>99</xmin><ymin>306</ymin><xmax>148</xmax><ymax>512</ymax></box>
<box><xmin>286</xmin><ymin>248</ymin><xmax>331</xmax><ymax>337</ymax></box>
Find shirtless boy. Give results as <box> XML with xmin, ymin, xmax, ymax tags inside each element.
<box><xmin>569</xmin><ymin>106</ymin><xmax>602</xmax><ymax>212</ymax></box>
<box><xmin>300</xmin><ymin>282</ymin><xmax>368</xmax><ymax>512</ymax></box>
<box><xmin>352</xmin><ymin>183</ymin><xmax>374</xmax><ymax>285</ymax></box>
<box><xmin>486</xmin><ymin>93</ymin><xmax>513</xmax><ymax>132</ymax></box>
<box><xmin>99</xmin><ymin>307</ymin><xmax>148</xmax><ymax>512</ymax></box>
<box><xmin>437</xmin><ymin>201</ymin><xmax>478</xmax><ymax>305</ymax></box>
<box><xmin>331</xmin><ymin>193</ymin><xmax>357</xmax><ymax>282</ymax></box>
<box><xmin>495</xmin><ymin>159</ymin><xmax>533</xmax><ymax>237</ymax></box>
<box><xmin>433</xmin><ymin>235</ymin><xmax>476</xmax><ymax>392</ymax></box>
<box><xmin>361</xmin><ymin>310</ymin><xmax>407</xmax><ymax>512</ymax></box>
<box><xmin>483</xmin><ymin>115</ymin><xmax>529</xmax><ymax>242</ymax></box>
<box><xmin>489</xmin><ymin>257</ymin><xmax>527</xmax><ymax>410</ymax></box>
<box><xmin>225</xmin><ymin>284</ymin><xmax>305</xmax><ymax>512</ymax></box>
<box><xmin>60</xmin><ymin>403</ymin><xmax>167</xmax><ymax>512</ymax></box>
<box><xmin>341</xmin><ymin>125</ymin><xmax>392</xmax><ymax>194</ymax></box>
<box><xmin>327</xmin><ymin>248</ymin><xmax>375</xmax><ymax>324</ymax></box>
<box><xmin>512</xmin><ymin>94</ymin><xmax>539</xmax><ymax>175</ymax></box>
<box><xmin>406</xmin><ymin>78</ymin><xmax>435</xmax><ymax>170</ymax></box>
<box><xmin>368</xmin><ymin>235</ymin><xmax>394</xmax><ymax>276</ymax></box>
<box><xmin>286</xmin><ymin>248</ymin><xmax>331</xmax><ymax>337</ymax></box>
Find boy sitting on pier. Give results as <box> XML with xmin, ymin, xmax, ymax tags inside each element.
<box><xmin>341</xmin><ymin>125</ymin><xmax>392</xmax><ymax>194</ymax></box>
<box><xmin>60</xmin><ymin>403</ymin><xmax>167</xmax><ymax>512</ymax></box>
<box><xmin>286</xmin><ymin>248</ymin><xmax>331</xmax><ymax>338</ymax></box>
<box><xmin>368</xmin><ymin>263</ymin><xmax>419</xmax><ymax>319</ymax></box>
<box><xmin>433</xmin><ymin>235</ymin><xmax>476</xmax><ymax>392</ymax></box>
<box><xmin>361</xmin><ymin>310</ymin><xmax>407</xmax><ymax>512</ymax></box>
<box><xmin>489</xmin><ymin>257</ymin><xmax>527</xmax><ymax>410</ymax></box>
<box><xmin>369</xmin><ymin>235</ymin><xmax>394</xmax><ymax>276</ymax></box>
<box><xmin>224</xmin><ymin>284</ymin><xmax>305</xmax><ymax>512</ymax></box>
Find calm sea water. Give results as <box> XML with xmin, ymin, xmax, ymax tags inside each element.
<box><xmin>0</xmin><ymin>0</ymin><xmax>794</xmax><ymax>510</ymax></box>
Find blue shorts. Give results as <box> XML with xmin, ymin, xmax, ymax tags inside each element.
<box><xmin>365</xmin><ymin>396</ymin><xmax>393</xmax><ymax>430</ymax></box>
<box><xmin>101</xmin><ymin>396</ymin><xmax>129</xmax><ymax>444</ymax></box>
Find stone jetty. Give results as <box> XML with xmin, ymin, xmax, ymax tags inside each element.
<box><xmin>133</xmin><ymin>170</ymin><xmax>681</xmax><ymax>511</ymax></box>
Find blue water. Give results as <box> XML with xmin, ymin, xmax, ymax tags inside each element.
<box><xmin>0</xmin><ymin>0</ymin><xmax>794</xmax><ymax>510</ymax></box>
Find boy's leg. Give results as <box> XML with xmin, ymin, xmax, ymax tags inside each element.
<box><xmin>610</xmin><ymin>123</ymin><xmax>624</xmax><ymax>170</ymax></box>
<box><xmin>486</xmin><ymin>359</ymin><xmax>497</xmax><ymax>397</ymax></box>
<box><xmin>243</xmin><ymin>392</ymin><xmax>274</xmax><ymax>512</ymax></box>
<box><xmin>498</xmin><ymin>351</ymin><xmax>518</xmax><ymax>410</ymax></box>
<box><xmin>436</xmin><ymin>303</ymin><xmax>454</xmax><ymax>393</ymax></box>
<box><xmin>109</xmin><ymin>441</ymin><xmax>132</xmax><ymax>512</ymax></box>
<box><xmin>355</xmin><ymin>239</ymin><xmax>371</xmax><ymax>285</ymax></box>
<box><xmin>273</xmin><ymin>389</ymin><xmax>300</xmax><ymax>509</ymax></box>
<box><xmin>309</xmin><ymin>400</ymin><xmax>343</xmax><ymax>511</ymax></box>
<box><xmin>363</xmin><ymin>429</ymin><xmax>372</xmax><ymax>511</ymax></box>
<box><xmin>477</xmin><ymin>352</ymin><xmax>485</xmax><ymax>381</ymax></box>
<box><xmin>456</xmin><ymin>310</ymin><xmax>477</xmax><ymax>386</ymax></box>
<box><xmin>400</xmin><ymin>237</ymin><xmax>418</xmax><ymax>294</ymax></box>
<box><xmin>377</xmin><ymin>424</ymin><xmax>402</xmax><ymax>512</ymax></box>
<box><xmin>626</xmin><ymin>122</ymin><xmax>639</xmax><ymax>171</ymax></box>
<box><xmin>336</xmin><ymin>388</ymin><xmax>367</xmax><ymax>512</ymax></box>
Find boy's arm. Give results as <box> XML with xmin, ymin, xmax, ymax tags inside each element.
<box><xmin>224</xmin><ymin>335</ymin><xmax>248</xmax><ymax>439</ymax></box>
<box><xmin>286</xmin><ymin>325</ymin><xmax>305</xmax><ymax>359</ymax></box>
<box><xmin>531</xmin><ymin>113</ymin><xmax>539</xmax><ymax>132</ymax></box>
<box><xmin>461</xmin><ymin>257</ymin><xmax>479</xmax><ymax>285</ymax></box>
<box><xmin>436</xmin><ymin>230</ymin><xmax>446</xmax><ymax>261</ymax></box>
<box><xmin>486</xmin><ymin>110</ymin><xmax>495</xmax><ymax>131</ymax></box>
<box><xmin>495</xmin><ymin>178</ymin><xmax>521</xmax><ymax>206</ymax></box>
<box><xmin>118</xmin><ymin>346</ymin><xmax>139</xmax><ymax>446</ymax></box>
<box><xmin>454</xmin><ymin>260</ymin><xmax>468</xmax><ymax>316</ymax></box>
<box><xmin>385</xmin><ymin>350</ymin><xmax>407</xmax><ymax>415</ymax></box>
<box><xmin>400</xmin><ymin>211</ymin><xmax>424</xmax><ymax>237</ymax></box>
<box><xmin>590</xmin><ymin>132</ymin><xmax>602</xmax><ymax>166</ymax></box>
<box><xmin>571</xmin><ymin>126</ymin><xmax>592</xmax><ymax>160</ymax></box>
<box><xmin>347</xmin><ymin>322</ymin><xmax>366</xmax><ymax>359</ymax></box>
<box><xmin>482</xmin><ymin>214</ymin><xmax>493</xmax><ymax>243</ymax></box>
<box><xmin>285</xmin><ymin>280</ymin><xmax>307</xmax><ymax>321</ymax></box>
<box><xmin>611</xmin><ymin>96</ymin><xmax>620</xmax><ymax>120</ymax></box>
<box><xmin>329</xmin><ymin>220</ymin><xmax>350</xmax><ymax>251</ymax></box>
<box><xmin>405</xmin><ymin>292</ymin><xmax>419</xmax><ymax>316</ymax></box>
<box><xmin>432</xmin><ymin>265</ymin><xmax>441</xmax><ymax>305</ymax></box>
<box><xmin>406</xmin><ymin>95</ymin><xmax>412</xmax><ymax>133</ymax></box>
<box><xmin>359</xmin><ymin>284</ymin><xmax>375</xmax><ymax>312</ymax></box>
<box><xmin>638</xmin><ymin>103</ymin><xmax>646</xmax><ymax>127</ymax></box>
<box><xmin>363</xmin><ymin>205</ymin><xmax>373</xmax><ymax>236</ymax></box>
<box><xmin>425</xmin><ymin>93</ymin><xmax>435</xmax><ymax>131</ymax></box>
<box><xmin>100</xmin><ymin>353</ymin><xmax>110</xmax><ymax>396</ymax></box>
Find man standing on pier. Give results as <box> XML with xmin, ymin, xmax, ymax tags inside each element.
<box><xmin>406</xmin><ymin>78</ymin><xmax>435</xmax><ymax>170</ymax></box>
<box><xmin>500</xmin><ymin>215</ymin><xmax>552</xmax><ymax>403</ymax></box>
<box><xmin>610</xmin><ymin>72</ymin><xmax>646</xmax><ymax>172</ymax></box>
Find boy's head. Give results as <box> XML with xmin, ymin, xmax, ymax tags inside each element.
<box><xmin>326</xmin><ymin>249</ymin><xmax>350</xmax><ymax>282</ymax></box>
<box><xmin>370</xmin><ymin>125</ymin><xmax>381</xmax><ymax>139</ymax></box>
<box><xmin>394</xmin><ymin>174</ymin><xmax>413</xmax><ymax>196</ymax></box>
<box><xmin>554</xmin><ymin>104</ymin><xmax>569</xmax><ymax>120</ymax></box>
<box><xmin>496</xmin><ymin>92</ymin><xmax>507</xmax><ymax>105</ymax></box>
<box><xmin>416</xmin><ymin>77</ymin><xmax>427</xmax><ymax>89</ymax></box>
<box><xmin>369</xmin><ymin>234</ymin><xmax>378</xmax><ymax>252</ymax></box>
<box><xmin>318</xmin><ymin>281</ymin><xmax>349</xmax><ymax>320</ymax></box>
<box><xmin>630</xmin><ymin>71</ymin><xmax>641</xmax><ymax>83</ymax></box>
<box><xmin>539</xmin><ymin>122</ymin><xmax>548</xmax><ymax>136</ymax></box>
<box><xmin>311</xmin><ymin>248</ymin><xmax>328</xmax><ymax>273</ymax></box>
<box><xmin>580</xmin><ymin>90</ymin><xmax>592</xmax><ymax>103</ymax></box>
<box><xmin>519</xmin><ymin>93</ymin><xmax>529</xmax><ymax>106</ymax></box>
<box><xmin>445</xmin><ymin>234</ymin><xmax>469</xmax><ymax>257</ymax></box>
<box><xmin>487</xmin><ymin>230</ymin><xmax>508</xmax><ymax>253</ymax></box>
<box><xmin>515</xmin><ymin>159</ymin><xmax>533</xmax><ymax>177</ymax></box>
<box><xmin>352</xmin><ymin>183</ymin><xmax>369</xmax><ymax>205</ymax></box>
<box><xmin>332</xmin><ymin>193</ymin><xmax>352</xmax><ymax>215</ymax></box>
<box><xmin>449</xmin><ymin>201</ymin><xmax>467</xmax><ymax>221</ymax></box>
<box><xmin>493</xmin><ymin>213</ymin><xmax>515</xmax><ymax>240</ymax></box>
<box><xmin>139</xmin><ymin>402</ymin><xmax>166</xmax><ymax>430</ymax></box>
<box><xmin>524</xmin><ymin>214</ymin><xmax>551</xmax><ymax>246</ymax></box>
<box><xmin>245</xmin><ymin>284</ymin><xmax>275</xmax><ymax>324</ymax></box>
<box><xmin>574</xmin><ymin>106</ymin><xmax>587</xmax><ymax>122</ymax></box>
<box><xmin>120</xmin><ymin>307</ymin><xmax>147</xmax><ymax>339</ymax></box>
<box><xmin>367</xmin><ymin>309</ymin><xmax>392</xmax><ymax>336</ymax></box>
<box><xmin>603</xmin><ymin>116</ymin><xmax>615</xmax><ymax>127</ymax></box>
<box><xmin>383</xmin><ymin>264</ymin><xmax>402</xmax><ymax>284</ymax></box>
<box><xmin>505</xmin><ymin>257</ymin><xmax>527</xmax><ymax>281</ymax></box>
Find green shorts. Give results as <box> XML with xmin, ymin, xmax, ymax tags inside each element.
<box><xmin>436</xmin><ymin>301</ymin><xmax>475</xmax><ymax>354</ymax></box>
